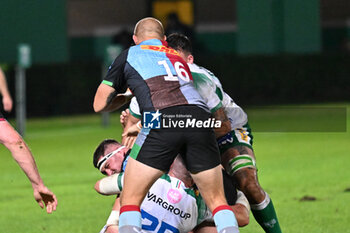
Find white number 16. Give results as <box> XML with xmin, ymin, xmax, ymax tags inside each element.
<box><xmin>158</xmin><ymin>60</ymin><xmax>190</xmax><ymax>82</ymax></box>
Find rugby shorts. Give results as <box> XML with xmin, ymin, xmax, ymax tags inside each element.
<box><xmin>218</xmin><ymin>123</ymin><xmax>254</xmax><ymax>154</ymax></box>
<box><xmin>0</xmin><ymin>111</ymin><xmax>5</xmax><ymax>121</ymax></box>
<box><xmin>130</xmin><ymin>105</ymin><xmax>221</xmax><ymax>173</ymax></box>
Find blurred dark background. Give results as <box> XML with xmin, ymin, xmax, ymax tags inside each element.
<box><xmin>0</xmin><ymin>0</ymin><xmax>349</xmax><ymax>117</ymax></box>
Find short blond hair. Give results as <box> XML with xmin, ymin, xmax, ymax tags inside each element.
<box><xmin>133</xmin><ymin>17</ymin><xmax>164</xmax><ymax>40</ymax></box>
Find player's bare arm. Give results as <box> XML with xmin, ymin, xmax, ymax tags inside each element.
<box><xmin>100</xmin><ymin>197</ymin><xmax>121</xmax><ymax>233</ymax></box>
<box><xmin>0</xmin><ymin>121</ymin><xmax>58</xmax><ymax>213</ymax></box>
<box><xmin>94</xmin><ymin>84</ymin><xmax>131</xmax><ymax>113</ymax></box>
<box><xmin>0</xmin><ymin>68</ymin><xmax>13</xmax><ymax>112</ymax></box>
<box><xmin>94</xmin><ymin>84</ymin><xmax>116</xmax><ymax>112</ymax></box>
<box><xmin>231</xmin><ymin>204</ymin><xmax>249</xmax><ymax>227</ymax></box>
<box><xmin>213</xmin><ymin>107</ymin><xmax>231</xmax><ymax>138</ymax></box>
<box><xmin>95</xmin><ymin>173</ymin><xmax>122</xmax><ymax>195</ymax></box>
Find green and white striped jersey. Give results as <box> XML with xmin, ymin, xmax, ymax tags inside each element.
<box><xmin>188</xmin><ymin>63</ymin><xmax>248</xmax><ymax>129</ymax></box>
<box><xmin>115</xmin><ymin>172</ymin><xmax>212</xmax><ymax>232</ymax></box>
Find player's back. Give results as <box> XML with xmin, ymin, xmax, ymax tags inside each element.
<box><xmin>188</xmin><ymin>63</ymin><xmax>248</xmax><ymax>128</ymax></box>
<box><xmin>124</xmin><ymin>39</ymin><xmax>207</xmax><ymax>113</ymax></box>
<box><xmin>140</xmin><ymin>174</ymin><xmax>209</xmax><ymax>233</ymax></box>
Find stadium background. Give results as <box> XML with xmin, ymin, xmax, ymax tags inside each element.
<box><xmin>0</xmin><ymin>0</ymin><xmax>349</xmax><ymax>117</ymax></box>
<box><xmin>0</xmin><ymin>1</ymin><xmax>349</xmax><ymax>233</ymax></box>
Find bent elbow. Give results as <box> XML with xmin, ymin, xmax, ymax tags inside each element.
<box><xmin>237</xmin><ymin>209</ymin><xmax>250</xmax><ymax>227</ymax></box>
<box><xmin>94</xmin><ymin>181</ymin><xmax>101</xmax><ymax>193</ymax></box>
<box><xmin>239</xmin><ymin>216</ymin><xmax>249</xmax><ymax>227</ymax></box>
<box><xmin>93</xmin><ymin>102</ymin><xmax>102</xmax><ymax>113</ymax></box>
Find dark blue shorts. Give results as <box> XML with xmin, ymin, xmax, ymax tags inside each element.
<box><xmin>130</xmin><ymin>105</ymin><xmax>221</xmax><ymax>173</ymax></box>
<box><xmin>0</xmin><ymin>111</ymin><xmax>5</xmax><ymax>121</ymax></box>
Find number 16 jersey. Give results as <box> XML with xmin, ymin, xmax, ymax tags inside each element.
<box><xmin>102</xmin><ymin>39</ymin><xmax>207</xmax><ymax>114</ymax></box>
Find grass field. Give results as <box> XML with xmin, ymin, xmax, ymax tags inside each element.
<box><xmin>0</xmin><ymin>104</ymin><xmax>349</xmax><ymax>233</ymax></box>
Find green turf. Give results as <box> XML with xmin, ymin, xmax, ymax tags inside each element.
<box><xmin>0</xmin><ymin>105</ymin><xmax>349</xmax><ymax>233</ymax></box>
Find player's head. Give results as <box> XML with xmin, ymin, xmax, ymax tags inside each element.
<box><xmin>167</xmin><ymin>33</ymin><xmax>194</xmax><ymax>64</ymax></box>
<box><xmin>93</xmin><ymin>139</ymin><xmax>128</xmax><ymax>176</ymax></box>
<box><xmin>133</xmin><ymin>17</ymin><xmax>165</xmax><ymax>44</ymax></box>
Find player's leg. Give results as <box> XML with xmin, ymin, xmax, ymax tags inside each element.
<box><xmin>220</xmin><ymin>127</ymin><xmax>282</xmax><ymax>233</ymax></box>
<box><xmin>191</xmin><ymin>165</ymin><xmax>229</xmax><ymax>209</ymax></box>
<box><xmin>185</xmin><ymin>125</ymin><xmax>239</xmax><ymax>233</ymax></box>
<box><xmin>221</xmin><ymin>146</ymin><xmax>265</xmax><ymax>202</ymax></box>
<box><xmin>119</xmin><ymin>157</ymin><xmax>163</xmax><ymax>233</ymax></box>
<box><xmin>118</xmin><ymin>127</ymin><xmax>180</xmax><ymax>233</ymax></box>
<box><xmin>190</xmin><ymin>166</ymin><xmax>239</xmax><ymax>233</ymax></box>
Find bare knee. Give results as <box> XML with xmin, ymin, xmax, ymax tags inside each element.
<box><xmin>235</xmin><ymin>168</ymin><xmax>265</xmax><ymax>204</ymax></box>
<box><xmin>191</xmin><ymin>166</ymin><xmax>228</xmax><ymax>211</ymax></box>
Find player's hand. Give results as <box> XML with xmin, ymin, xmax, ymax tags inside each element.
<box><xmin>2</xmin><ymin>95</ymin><xmax>13</xmax><ymax>112</ymax></box>
<box><xmin>120</xmin><ymin>109</ymin><xmax>129</xmax><ymax>128</ymax></box>
<box><xmin>33</xmin><ymin>185</ymin><xmax>58</xmax><ymax>214</ymax></box>
<box><xmin>122</xmin><ymin>136</ymin><xmax>137</xmax><ymax>149</ymax></box>
<box><xmin>122</xmin><ymin>123</ymin><xmax>140</xmax><ymax>137</ymax></box>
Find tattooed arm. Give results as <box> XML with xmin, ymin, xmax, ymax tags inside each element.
<box><xmin>213</xmin><ymin>107</ymin><xmax>231</xmax><ymax>138</ymax></box>
<box><xmin>93</xmin><ymin>84</ymin><xmax>131</xmax><ymax>113</ymax></box>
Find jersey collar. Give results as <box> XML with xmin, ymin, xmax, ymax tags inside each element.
<box><xmin>139</xmin><ymin>39</ymin><xmax>167</xmax><ymax>46</ymax></box>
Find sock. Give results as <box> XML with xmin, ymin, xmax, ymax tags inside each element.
<box><xmin>213</xmin><ymin>205</ymin><xmax>239</xmax><ymax>233</ymax></box>
<box><xmin>251</xmin><ymin>193</ymin><xmax>282</xmax><ymax>233</ymax></box>
<box><xmin>119</xmin><ymin>205</ymin><xmax>142</xmax><ymax>233</ymax></box>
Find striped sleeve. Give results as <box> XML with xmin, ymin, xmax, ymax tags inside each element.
<box><xmin>128</xmin><ymin>97</ymin><xmax>142</xmax><ymax>119</ymax></box>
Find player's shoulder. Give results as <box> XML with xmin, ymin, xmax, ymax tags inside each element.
<box><xmin>189</xmin><ymin>63</ymin><xmax>218</xmax><ymax>80</ymax></box>
<box><xmin>188</xmin><ymin>63</ymin><xmax>209</xmax><ymax>74</ymax></box>
<box><xmin>190</xmin><ymin>64</ymin><xmax>222</xmax><ymax>91</ymax></box>
<box><xmin>190</xmin><ymin>63</ymin><xmax>214</xmax><ymax>74</ymax></box>
<box><xmin>129</xmin><ymin>39</ymin><xmax>172</xmax><ymax>54</ymax></box>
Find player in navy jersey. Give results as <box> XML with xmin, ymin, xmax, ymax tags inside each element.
<box><xmin>93</xmin><ymin>17</ymin><xmax>239</xmax><ymax>233</ymax></box>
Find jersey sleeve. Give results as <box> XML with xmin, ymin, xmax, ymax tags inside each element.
<box><xmin>102</xmin><ymin>49</ymin><xmax>129</xmax><ymax>93</ymax></box>
<box><xmin>197</xmin><ymin>198</ymin><xmax>213</xmax><ymax>224</ymax></box>
<box><xmin>194</xmin><ymin>191</ymin><xmax>214</xmax><ymax>224</ymax></box>
<box><xmin>128</xmin><ymin>97</ymin><xmax>141</xmax><ymax>119</ymax></box>
<box><xmin>191</xmin><ymin>72</ymin><xmax>222</xmax><ymax>113</ymax></box>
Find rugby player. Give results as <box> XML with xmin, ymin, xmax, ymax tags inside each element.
<box><xmin>0</xmin><ymin>67</ymin><xmax>57</xmax><ymax>213</ymax></box>
<box><xmin>93</xmin><ymin>17</ymin><xmax>239</xmax><ymax>233</ymax></box>
<box><xmin>122</xmin><ymin>33</ymin><xmax>282</xmax><ymax>233</ymax></box>
<box><xmin>168</xmin><ymin>34</ymin><xmax>282</xmax><ymax>233</ymax></box>
<box><xmin>92</xmin><ymin>139</ymin><xmax>250</xmax><ymax>233</ymax></box>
